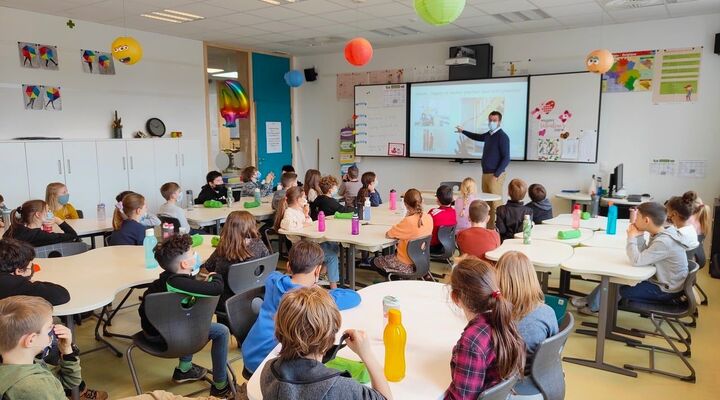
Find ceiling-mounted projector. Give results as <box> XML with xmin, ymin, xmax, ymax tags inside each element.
<box><xmin>445</xmin><ymin>46</ymin><xmax>477</xmax><ymax>66</ymax></box>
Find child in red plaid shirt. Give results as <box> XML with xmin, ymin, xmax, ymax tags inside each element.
<box><xmin>445</xmin><ymin>257</ymin><xmax>525</xmax><ymax>399</ymax></box>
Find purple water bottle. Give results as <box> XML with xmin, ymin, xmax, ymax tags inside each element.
<box><xmin>389</xmin><ymin>189</ymin><xmax>397</xmax><ymax>211</ymax></box>
<box><xmin>351</xmin><ymin>213</ymin><xmax>360</xmax><ymax>235</ymax></box>
<box><xmin>318</xmin><ymin>211</ymin><xmax>326</xmax><ymax>232</ymax></box>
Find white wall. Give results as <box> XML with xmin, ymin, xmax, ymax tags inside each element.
<box><xmin>0</xmin><ymin>7</ymin><xmax>207</xmax><ymax>150</ymax></box>
<box><xmin>294</xmin><ymin>14</ymin><xmax>720</xmax><ymax>211</ymax></box>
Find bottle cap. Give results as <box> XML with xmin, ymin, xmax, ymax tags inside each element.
<box><xmin>145</xmin><ymin>228</ymin><xmax>155</xmax><ymax>236</ymax></box>
<box><xmin>388</xmin><ymin>308</ymin><xmax>402</xmax><ymax>323</ymax></box>
<box><xmin>608</xmin><ymin>201</ymin><xmax>614</xmax><ymax>206</ymax></box>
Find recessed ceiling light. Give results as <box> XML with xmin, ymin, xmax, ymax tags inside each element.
<box><xmin>207</xmin><ymin>68</ymin><xmax>224</xmax><ymax>73</ymax></box>
<box><xmin>141</xmin><ymin>14</ymin><xmax>182</xmax><ymax>23</ymax></box>
<box><xmin>141</xmin><ymin>9</ymin><xmax>204</xmax><ymax>23</ymax></box>
<box><xmin>260</xmin><ymin>0</ymin><xmax>309</xmax><ymax>4</ymax></box>
<box><xmin>152</xmin><ymin>12</ymin><xmax>193</xmax><ymax>21</ymax></box>
<box><xmin>212</xmin><ymin>71</ymin><xmax>239</xmax><ymax>78</ymax></box>
<box><xmin>261</xmin><ymin>0</ymin><xmax>282</xmax><ymax>5</ymax></box>
<box><xmin>163</xmin><ymin>9</ymin><xmax>204</xmax><ymax>19</ymax></box>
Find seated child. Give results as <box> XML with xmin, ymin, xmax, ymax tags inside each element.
<box><xmin>496</xmin><ymin>179</ymin><xmax>534</xmax><ymax>241</ymax></box>
<box><xmin>454</xmin><ymin>177</ymin><xmax>477</xmax><ymax>232</ymax></box>
<box><xmin>445</xmin><ymin>258</ymin><xmax>525</xmax><ymax>399</ymax></box>
<box><xmin>372</xmin><ymin>189</ymin><xmax>433</xmax><ymax>275</ymax></box>
<box><xmin>158</xmin><ymin>182</ymin><xmax>192</xmax><ymax>232</ymax></box>
<box><xmin>312</xmin><ymin>175</ymin><xmax>355</xmax><ymax>220</ymax></box>
<box><xmin>45</xmin><ymin>182</ymin><xmax>79</xmax><ymax>220</ymax></box>
<box><xmin>456</xmin><ymin>200</ymin><xmax>500</xmax><ymax>260</ymax></box>
<box><xmin>303</xmin><ymin>169</ymin><xmax>322</xmax><ymax>203</ymax></box>
<box><xmin>572</xmin><ymin>202</ymin><xmax>692</xmax><ymax>315</ymax></box>
<box><xmin>139</xmin><ymin>235</ymin><xmax>233</xmax><ymax>398</ymax></box>
<box><xmin>201</xmin><ymin>210</ymin><xmax>270</xmax><ymax>311</ymax></box>
<box><xmin>686</xmin><ymin>191</ymin><xmax>709</xmax><ymax>266</ymax></box>
<box><xmin>429</xmin><ymin>185</ymin><xmax>457</xmax><ymax>254</ymax></box>
<box><xmin>2</xmin><ymin>200</ymin><xmax>78</xmax><ymax>247</ymax></box>
<box><xmin>0</xmin><ymin>238</ymin><xmax>70</xmax><ymax>305</ymax></box>
<box><xmin>354</xmin><ymin>171</ymin><xmax>382</xmax><ymax>209</ymax></box>
<box><xmin>272</xmin><ymin>172</ymin><xmax>298</xmax><ymax>211</ymax></box>
<box><xmin>339</xmin><ymin>165</ymin><xmax>363</xmax><ymax>206</ymax></box>
<box><xmin>525</xmin><ymin>184</ymin><xmax>553</xmax><ymax>224</ymax></box>
<box><xmin>239</xmin><ymin>166</ymin><xmax>274</xmax><ymax>198</ymax></box>
<box><xmin>114</xmin><ymin>191</ymin><xmax>160</xmax><ymax>228</ymax></box>
<box><xmin>281</xmin><ymin>165</ymin><xmax>301</xmax><ymax>188</ymax></box>
<box><xmin>108</xmin><ymin>193</ymin><xmax>149</xmax><ymax>246</ymax></box>
<box><xmin>260</xmin><ymin>286</ymin><xmax>391</xmax><ymax>400</ymax></box>
<box><xmin>196</xmin><ymin>171</ymin><xmax>234</xmax><ymax>204</ymax></box>
<box><xmin>0</xmin><ymin>295</ymin><xmax>107</xmax><ymax>400</ymax></box>
<box><xmin>242</xmin><ymin>240</ymin><xmax>360</xmax><ymax>375</ymax></box>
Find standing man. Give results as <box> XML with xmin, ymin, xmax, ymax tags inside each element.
<box><xmin>454</xmin><ymin>111</ymin><xmax>510</xmax><ymax>228</ymax></box>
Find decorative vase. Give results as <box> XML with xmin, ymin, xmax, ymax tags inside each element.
<box><xmin>112</xmin><ymin>127</ymin><xmax>122</xmax><ymax>139</ymax></box>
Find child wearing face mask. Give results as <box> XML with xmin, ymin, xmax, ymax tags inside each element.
<box><xmin>239</xmin><ymin>166</ymin><xmax>275</xmax><ymax>198</ymax></box>
<box><xmin>196</xmin><ymin>170</ymin><xmax>234</xmax><ymax>204</ymax></box>
<box><xmin>354</xmin><ymin>171</ymin><xmax>382</xmax><ymax>210</ymax></box>
<box><xmin>0</xmin><ymin>238</ymin><xmax>70</xmax><ymax>305</ymax></box>
<box><xmin>113</xmin><ymin>191</ymin><xmax>160</xmax><ymax>229</ymax></box>
<box><xmin>2</xmin><ymin>200</ymin><xmax>78</xmax><ymax>247</ymax></box>
<box><xmin>311</xmin><ymin>175</ymin><xmax>355</xmax><ymax>220</ymax></box>
<box><xmin>158</xmin><ymin>182</ymin><xmax>192</xmax><ymax>232</ymax></box>
<box><xmin>108</xmin><ymin>193</ymin><xmax>149</xmax><ymax>246</ymax></box>
<box><xmin>45</xmin><ymin>183</ymin><xmax>79</xmax><ymax>220</ymax></box>
<box><xmin>241</xmin><ymin>240</ymin><xmax>360</xmax><ymax>376</ymax></box>
<box><xmin>138</xmin><ymin>234</ymin><xmax>234</xmax><ymax>398</ymax></box>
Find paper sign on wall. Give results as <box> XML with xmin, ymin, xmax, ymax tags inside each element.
<box><xmin>265</xmin><ymin>122</ymin><xmax>282</xmax><ymax>154</ymax></box>
<box><xmin>649</xmin><ymin>159</ymin><xmax>676</xmax><ymax>176</ymax></box>
<box><xmin>678</xmin><ymin>160</ymin><xmax>705</xmax><ymax>178</ymax></box>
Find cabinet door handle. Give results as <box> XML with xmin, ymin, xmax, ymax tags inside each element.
<box><xmin>66</xmin><ymin>159</ymin><xmax>71</xmax><ymax>174</ymax></box>
<box><xmin>130</xmin><ymin>156</ymin><xmax>134</xmax><ymax>170</ymax></box>
<box><xmin>57</xmin><ymin>160</ymin><xmax>62</xmax><ymax>175</ymax></box>
<box><xmin>181</xmin><ymin>154</ymin><xmax>185</xmax><ymax>166</ymax></box>
<box><xmin>122</xmin><ymin>156</ymin><xmax>127</xmax><ymax>170</ymax></box>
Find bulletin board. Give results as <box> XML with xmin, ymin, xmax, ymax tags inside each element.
<box><xmin>526</xmin><ymin>72</ymin><xmax>601</xmax><ymax>163</ymax></box>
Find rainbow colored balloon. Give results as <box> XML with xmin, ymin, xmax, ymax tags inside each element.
<box><xmin>219</xmin><ymin>80</ymin><xmax>249</xmax><ymax>128</ymax></box>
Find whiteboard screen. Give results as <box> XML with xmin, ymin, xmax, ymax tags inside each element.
<box><xmin>526</xmin><ymin>72</ymin><xmax>601</xmax><ymax>163</ymax></box>
<box><xmin>354</xmin><ymin>84</ymin><xmax>407</xmax><ymax>157</ymax></box>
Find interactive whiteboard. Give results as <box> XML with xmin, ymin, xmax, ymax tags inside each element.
<box><xmin>354</xmin><ymin>84</ymin><xmax>407</xmax><ymax>157</ymax></box>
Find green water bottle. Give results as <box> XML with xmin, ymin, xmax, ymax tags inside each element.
<box><xmin>522</xmin><ymin>214</ymin><xmax>532</xmax><ymax>245</ymax></box>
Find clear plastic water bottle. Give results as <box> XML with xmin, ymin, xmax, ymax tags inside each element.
<box><xmin>226</xmin><ymin>187</ymin><xmax>234</xmax><ymax>208</ymax></box>
<box><xmin>522</xmin><ymin>214</ymin><xmax>532</xmax><ymax>245</ymax></box>
<box><xmin>185</xmin><ymin>190</ymin><xmax>194</xmax><ymax>211</ymax></box>
<box><xmin>606</xmin><ymin>202</ymin><xmax>618</xmax><ymax>235</ymax></box>
<box><xmin>42</xmin><ymin>211</ymin><xmax>54</xmax><ymax>233</ymax></box>
<box><xmin>254</xmin><ymin>188</ymin><xmax>261</xmax><ymax>203</ymax></box>
<box><xmin>97</xmin><ymin>203</ymin><xmax>106</xmax><ymax>220</ymax></box>
<box><xmin>571</xmin><ymin>204</ymin><xmax>581</xmax><ymax>229</ymax></box>
<box><xmin>400</xmin><ymin>197</ymin><xmax>407</xmax><ymax>215</ymax></box>
<box><xmin>317</xmin><ymin>211</ymin><xmax>326</xmax><ymax>232</ymax></box>
<box><xmin>351</xmin><ymin>213</ymin><xmax>360</xmax><ymax>235</ymax></box>
<box><xmin>143</xmin><ymin>229</ymin><xmax>159</xmax><ymax>269</ymax></box>
<box><xmin>363</xmin><ymin>198</ymin><xmax>371</xmax><ymax>221</ymax></box>
<box><xmin>590</xmin><ymin>194</ymin><xmax>600</xmax><ymax>218</ymax></box>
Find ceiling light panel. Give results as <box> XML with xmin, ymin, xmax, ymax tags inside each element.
<box><xmin>141</xmin><ymin>9</ymin><xmax>205</xmax><ymax>23</ymax></box>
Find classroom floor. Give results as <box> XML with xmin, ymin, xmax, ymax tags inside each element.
<box><xmin>75</xmin><ymin>261</ymin><xmax>720</xmax><ymax>400</ymax></box>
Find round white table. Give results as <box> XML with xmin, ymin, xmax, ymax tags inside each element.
<box><xmin>53</xmin><ymin>217</ymin><xmax>114</xmax><ymax>247</ymax></box>
<box><xmin>420</xmin><ymin>190</ymin><xmax>502</xmax><ymax>205</ymax></box>
<box><xmin>600</xmin><ymin>196</ymin><xmax>653</xmax><ymax>206</ymax></box>
<box><xmin>486</xmin><ymin>238</ymin><xmax>574</xmax><ymax>292</ymax></box>
<box><xmin>580</xmin><ymin>230</ymin><xmax>628</xmax><ymax>249</ymax></box>
<box><xmin>362</xmin><ymin>207</ymin><xmax>406</xmax><ymax>226</ymax></box>
<box><xmin>186</xmin><ymin>197</ymin><xmax>274</xmax><ymax>230</ymax></box>
<box><xmin>247</xmin><ymin>281</ymin><xmax>466</xmax><ymax>400</ymax></box>
<box><xmin>543</xmin><ymin>214</ymin><xmax>629</xmax><ymax>232</ymax></box>
<box><xmin>555</xmin><ymin>192</ymin><xmax>592</xmax><ymax>203</ymax></box>
<box><xmin>513</xmin><ymin>224</ymin><xmax>593</xmax><ymax>247</ymax></box>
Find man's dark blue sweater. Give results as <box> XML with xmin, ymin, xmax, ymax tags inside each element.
<box><xmin>461</xmin><ymin>128</ymin><xmax>510</xmax><ymax>177</ymax></box>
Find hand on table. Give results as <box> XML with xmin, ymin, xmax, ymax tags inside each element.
<box><xmin>53</xmin><ymin>324</ymin><xmax>74</xmax><ymax>355</ymax></box>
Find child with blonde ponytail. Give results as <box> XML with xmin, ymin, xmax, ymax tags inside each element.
<box><xmin>455</xmin><ymin>178</ymin><xmax>477</xmax><ymax>232</ymax></box>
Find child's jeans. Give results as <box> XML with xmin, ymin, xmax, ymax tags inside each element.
<box><xmin>180</xmin><ymin>322</ymin><xmax>229</xmax><ymax>382</ymax></box>
<box><xmin>586</xmin><ymin>280</ymin><xmax>683</xmax><ymax>312</ymax></box>
<box><xmin>320</xmin><ymin>242</ymin><xmax>340</xmax><ymax>283</ymax></box>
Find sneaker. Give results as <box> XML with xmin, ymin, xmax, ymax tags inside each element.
<box><xmin>570</xmin><ymin>297</ymin><xmax>588</xmax><ymax>308</ymax></box>
<box><xmin>172</xmin><ymin>364</ymin><xmax>208</xmax><ymax>383</ymax></box>
<box><xmin>577</xmin><ymin>306</ymin><xmax>598</xmax><ymax>316</ymax></box>
<box><xmin>78</xmin><ymin>389</ymin><xmax>108</xmax><ymax>400</ymax></box>
<box><xmin>210</xmin><ymin>382</ymin><xmax>239</xmax><ymax>399</ymax></box>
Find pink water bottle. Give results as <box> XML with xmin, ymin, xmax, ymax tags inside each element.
<box><xmin>318</xmin><ymin>211</ymin><xmax>326</xmax><ymax>232</ymax></box>
<box><xmin>389</xmin><ymin>189</ymin><xmax>397</xmax><ymax>211</ymax></box>
<box><xmin>351</xmin><ymin>213</ymin><xmax>360</xmax><ymax>235</ymax></box>
<box><xmin>571</xmin><ymin>203</ymin><xmax>581</xmax><ymax>229</ymax></box>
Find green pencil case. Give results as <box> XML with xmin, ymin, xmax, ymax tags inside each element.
<box><xmin>325</xmin><ymin>357</ymin><xmax>370</xmax><ymax>384</ymax></box>
<box><xmin>244</xmin><ymin>200</ymin><xmax>261</xmax><ymax>209</ymax></box>
<box><xmin>211</xmin><ymin>236</ymin><xmax>220</xmax><ymax>247</ymax></box>
<box><xmin>203</xmin><ymin>200</ymin><xmax>223</xmax><ymax>208</ymax></box>
<box><xmin>581</xmin><ymin>212</ymin><xmax>591</xmax><ymax>220</ymax></box>
<box><xmin>334</xmin><ymin>212</ymin><xmax>354</xmax><ymax>219</ymax></box>
<box><xmin>557</xmin><ymin>229</ymin><xmax>581</xmax><ymax>240</ymax></box>
<box><xmin>191</xmin><ymin>234</ymin><xmax>204</xmax><ymax>247</ymax></box>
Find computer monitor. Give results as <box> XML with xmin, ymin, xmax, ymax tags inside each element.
<box><xmin>609</xmin><ymin>163</ymin><xmax>624</xmax><ymax>196</ymax></box>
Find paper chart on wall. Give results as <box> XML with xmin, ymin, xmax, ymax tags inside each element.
<box><xmin>265</xmin><ymin>122</ymin><xmax>282</xmax><ymax>154</ymax></box>
<box><xmin>652</xmin><ymin>47</ymin><xmax>701</xmax><ymax>103</ymax></box>
<box><xmin>678</xmin><ymin>160</ymin><xmax>705</xmax><ymax>178</ymax></box>
<box><xmin>649</xmin><ymin>159</ymin><xmax>676</xmax><ymax>176</ymax></box>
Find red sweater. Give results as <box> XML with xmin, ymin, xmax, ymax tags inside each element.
<box><xmin>457</xmin><ymin>227</ymin><xmax>501</xmax><ymax>261</ymax></box>
<box><xmin>429</xmin><ymin>206</ymin><xmax>457</xmax><ymax>246</ymax></box>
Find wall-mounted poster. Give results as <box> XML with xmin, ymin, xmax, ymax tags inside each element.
<box><xmin>38</xmin><ymin>45</ymin><xmax>59</xmax><ymax>70</ymax></box>
<box><xmin>18</xmin><ymin>42</ymin><xmax>39</xmax><ymax>68</ymax></box>
<box><xmin>19</xmin><ymin>42</ymin><xmax>59</xmax><ymax>70</ymax></box>
<box><xmin>81</xmin><ymin>49</ymin><xmax>115</xmax><ymax>75</ymax></box>
<box><xmin>44</xmin><ymin>86</ymin><xmax>62</xmax><ymax>110</ymax></box>
<box><xmin>22</xmin><ymin>84</ymin><xmax>62</xmax><ymax>111</ymax></box>
<box><xmin>652</xmin><ymin>47</ymin><xmax>702</xmax><ymax>103</ymax></box>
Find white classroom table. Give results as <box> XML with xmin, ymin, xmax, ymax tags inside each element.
<box><xmin>560</xmin><ymin>247</ymin><xmax>655</xmax><ymax>377</ymax></box>
<box><xmin>420</xmin><ymin>190</ymin><xmax>502</xmax><ymax>205</ymax></box>
<box><xmin>186</xmin><ymin>196</ymin><xmax>274</xmax><ymax>231</ymax></box>
<box><xmin>361</xmin><ymin>206</ymin><xmax>406</xmax><ymax>226</ymax></box>
<box><xmin>53</xmin><ymin>217</ymin><xmax>114</xmax><ymax>247</ymax></box>
<box><xmin>247</xmin><ymin>281</ymin><xmax>466</xmax><ymax>400</ymax></box>
<box><xmin>543</xmin><ymin>214</ymin><xmax>630</xmax><ymax>232</ymax></box>
<box><xmin>486</xmin><ymin>238</ymin><xmax>574</xmax><ymax>292</ymax></box>
<box><xmin>513</xmin><ymin>224</ymin><xmax>594</xmax><ymax>247</ymax></box>
<box><xmin>600</xmin><ymin>196</ymin><xmax>653</xmax><ymax>206</ymax></box>
<box><xmin>555</xmin><ymin>192</ymin><xmax>592</xmax><ymax>206</ymax></box>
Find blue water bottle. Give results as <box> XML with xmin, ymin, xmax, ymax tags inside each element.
<box><xmin>143</xmin><ymin>228</ymin><xmax>159</xmax><ymax>269</ymax></box>
<box><xmin>606</xmin><ymin>202</ymin><xmax>618</xmax><ymax>235</ymax></box>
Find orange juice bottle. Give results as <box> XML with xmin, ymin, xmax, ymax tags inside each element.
<box><xmin>383</xmin><ymin>308</ymin><xmax>407</xmax><ymax>382</ymax></box>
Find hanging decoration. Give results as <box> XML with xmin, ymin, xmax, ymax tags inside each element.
<box><xmin>344</xmin><ymin>37</ymin><xmax>373</xmax><ymax>67</ymax></box>
<box><xmin>219</xmin><ymin>80</ymin><xmax>250</xmax><ymax>128</ymax></box>
<box><xmin>111</xmin><ymin>36</ymin><xmax>143</xmax><ymax>65</ymax></box>
<box><xmin>284</xmin><ymin>70</ymin><xmax>305</xmax><ymax>87</ymax></box>
<box><xmin>585</xmin><ymin>49</ymin><xmax>614</xmax><ymax>74</ymax></box>
<box><xmin>413</xmin><ymin>0</ymin><xmax>466</xmax><ymax>26</ymax></box>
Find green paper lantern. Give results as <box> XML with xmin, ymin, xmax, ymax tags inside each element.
<box><xmin>414</xmin><ymin>0</ymin><xmax>466</xmax><ymax>26</ymax></box>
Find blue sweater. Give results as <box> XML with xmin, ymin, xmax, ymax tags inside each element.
<box><xmin>108</xmin><ymin>219</ymin><xmax>146</xmax><ymax>246</ymax></box>
<box><xmin>241</xmin><ymin>272</ymin><xmax>361</xmax><ymax>373</ymax></box>
<box><xmin>461</xmin><ymin>129</ymin><xmax>510</xmax><ymax>177</ymax></box>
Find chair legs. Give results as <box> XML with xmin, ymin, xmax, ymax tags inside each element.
<box><xmin>695</xmin><ymin>283</ymin><xmax>709</xmax><ymax>306</ymax></box>
<box><xmin>126</xmin><ymin>344</ymin><xmax>143</xmax><ymax>395</ymax></box>
<box><xmin>624</xmin><ymin>314</ymin><xmax>696</xmax><ymax>383</ymax></box>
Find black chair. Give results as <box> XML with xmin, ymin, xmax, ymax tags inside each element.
<box><xmin>76</xmin><ymin>209</ymin><xmax>84</xmax><ymax>219</ymax></box>
<box><xmin>387</xmin><ymin>235</ymin><xmax>434</xmax><ymax>282</ymax></box>
<box><xmin>513</xmin><ymin>313</ymin><xmax>574</xmax><ymax>400</ymax></box>
<box><xmin>431</xmin><ymin>225</ymin><xmax>457</xmax><ymax>266</ymax></box>
<box><xmin>478</xmin><ymin>375</ymin><xmax>519</xmax><ymax>400</ymax></box>
<box><xmin>440</xmin><ymin>181</ymin><xmax>463</xmax><ymax>192</ymax></box>
<box><xmin>226</xmin><ymin>253</ymin><xmax>279</xmax><ymax>295</ymax></box>
<box><xmin>126</xmin><ymin>293</ymin><xmax>236</xmax><ymax>396</ymax></box>
<box><xmin>35</xmin><ymin>242</ymin><xmax>89</xmax><ymax>258</ymax></box>
<box><xmin>687</xmin><ymin>234</ymin><xmax>708</xmax><ymax>306</ymax></box>
<box><xmin>263</xmin><ymin>227</ymin><xmax>289</xmax><ymax>258</ymax></box>
<box><xmin>225</xmin><ymin>286</ymin><xmax>265</xmax><ymax>380</ymax></box>
<box><xmin>620</xmin><ymin>262</ymin><xmax>699</xmax><ymax>382</ymax></box>
<box><xmin>158</xmin><ymin>215</ymin><xmax>182</xmax><ymax>233</ymax></box>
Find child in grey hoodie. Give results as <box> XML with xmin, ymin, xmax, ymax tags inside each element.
<box><xmin>525</xmin><ymin>183</ymin><xmax>553</xmax><ymax>224</ymax></box>
<box><xmin>574</xmin><ymin>202</ymin><xmax>691</xmax><ymax>314</ymax></box>
<box><xmin>260</xmin><ymin>286</ymin><xmax>392</xmax><ymax>400</ymax></box>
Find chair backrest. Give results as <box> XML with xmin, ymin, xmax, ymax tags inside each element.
<box><xmin>143</xmin><ymin>292</ymin><xmax>219</xmax><ymax>358</ymax></box>
<box><xmin>530</xmin><ymin>312</ymin><xmax>574</xmax><ymax>400</ymax></box>
<box><xmin>225</xmin><ymin>286</ymin><xmax>265</xmax><ymax>346</ymax></box>
<box><xmin>76</xmin><ymin>210</ymin><xmax>84</xmax><ymax>219</ymax></box>
<box><xmin>478</xmin><ymin>375</ymin><xmax>519</xmax><ymax>400</ymax></box>
<box><xmin>158</xmin><ymin>215</ymin><xmax>181</xmax><ymax>233</ymax></box>
<box><xmin>437</xmin><ymin>225</ymin><xmax>457</xmax><ymax>259</ymax></box>
<box><xmin>35</xmin><ymin>242</ymin><xmax>90</xmax><ymax>258</ymax></box>
<box><xmin>440</xmin><ymin>181</ymin><xmax>463</xmax><ymax>192</ymax></box>
<box><xmin>682</xmin><ymin>261</ymin><xmax>700</xmax><ymax>316</ymax></box>
<box><xmin>227</xmin><ymin>253</ymin><xmax>279</xmax><ymax>295</ymax></box>
<box><xmin>407</xmin><ymin>235</ymin><xmax>432</xmax><ymax>278</ymax></box>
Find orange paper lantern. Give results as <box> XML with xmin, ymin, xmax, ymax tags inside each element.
<box><xmin>585</xmin><ymin>49</ymin><xmax>614</xmax><ymax>74</ymax></box>
<box><xmin>344</xmin><ymin>38</ymin><xmax>373</xmax><ymax>67</ymax></box>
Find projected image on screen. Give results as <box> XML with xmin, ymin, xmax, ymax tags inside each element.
<box><xmin>409</xmin><ymin>77</ymin><xmax>528</xmax><ymax>160</ymax></box>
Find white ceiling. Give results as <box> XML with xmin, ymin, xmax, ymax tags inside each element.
<box><xmin>1</xmin><ymin>0</ymin><xmax>719</xmax><ymax>55</ymax></box>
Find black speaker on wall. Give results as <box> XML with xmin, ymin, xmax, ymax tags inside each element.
<box><xmin>715</xmin><ymin>33</ymin><xmax>719</xmax><ymax>55</ymax></box>
<box><xmin>304</xmin><ymin>67</ymin><xmax>318</xmax><ymax>82</ymax></box>
<box><xmin>448</xmin><ymin>44</ymin><xmax>493</xmax><ymax>81</ymax></box>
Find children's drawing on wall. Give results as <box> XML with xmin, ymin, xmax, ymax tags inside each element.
<box><xmin>537</xmin><ymin>138</ymin><xmax>560</xmax><ymax>161</ymax></box>
<box><xmin>38</xmin><ymin>45</ymin><xmax>59</xmax><ymax>70</ymax></box>
<box><xmin>98</xmin><ymin>52</ymin><xmax>116</xmax><ymax>75</ymax></box>
<box><xmin>23</xmin><ymin>84</ymin><xmax>43</xmax><ymax>110</ymax></box>
<box><xmin>20</xmin><ymin>43</ymin><xmax>60</xmax><ymax>70</ymax></box>
<box><xmin>529</xmin><ymin>96</ymin><xmax>584</xmax><ymax>161</ymax></box>
<box><xmin>18</xmin><ymin>42</ymin><xmax>39</xmax><ymax>68</ymax></box>
<box><xmin>44</xmin><ymin>86</ymin><xmax>62</xmax><ymax>110</ymax></box>
<box><xmin>81</xmin><ymin>49</ymin><xmax>97</xmax><ymax>73</ymax></box>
